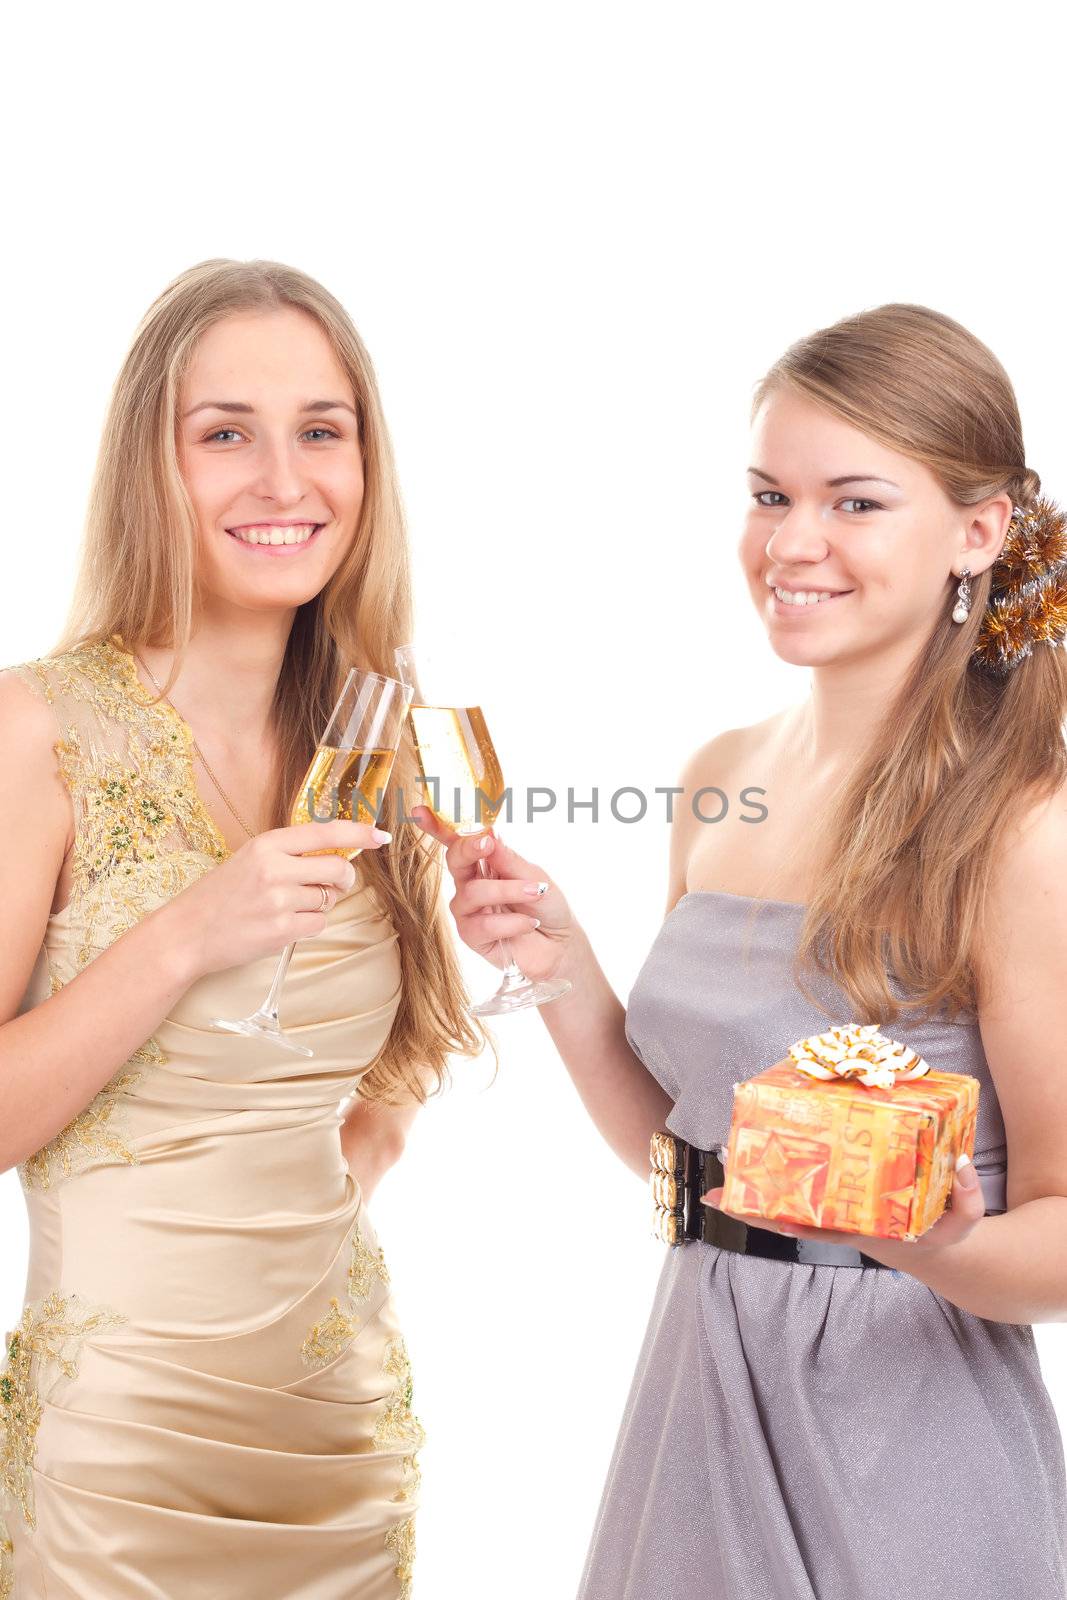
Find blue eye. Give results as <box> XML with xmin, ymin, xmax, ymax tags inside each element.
<box><xmin>751</xmin><ymin>492</ymin><xmax>882</xmax><ymax>514</ymax></box>
<box><xmin>203</xmin><ymin>427</ymin><xmax>341</xmax><ymax>444</ymax></box>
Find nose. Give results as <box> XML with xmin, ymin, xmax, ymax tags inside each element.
<box><xmin>763</xmin><ymin>503</ymin><xmax>831</xmax><ymax>565</ymax></box>
<box><xmin>249</xmin><ymin>433</ymin><xmax>310</xmax><ymax>506</ymax></box>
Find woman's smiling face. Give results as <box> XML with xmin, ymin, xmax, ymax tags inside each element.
<box><xmin>738</xmin><ymin>387</ymin><xmax>973</xmax><ymax>671</ymax></box>
<box><xmin>177</xmin><ymin>306</ymin><xmax>364</xmax><ymax>612</ymax></box>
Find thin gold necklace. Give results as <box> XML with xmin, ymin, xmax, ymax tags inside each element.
<box><xmin>134</xmin><ymin>650</ymin><xmax>257</xmax><ymax>842</ymax></box>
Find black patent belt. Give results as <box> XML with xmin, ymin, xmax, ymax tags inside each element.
<box><xmin>649</xmin><ymin>1130</ymin><xmax>894</xmax><ymax>1270</ymax></box>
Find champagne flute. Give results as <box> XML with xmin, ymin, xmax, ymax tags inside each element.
<box><xmin>395</xmin><ymin>645</ymin><xmax>571</xmax><ymax>1016</ymax></box>
<box><xmin>211</xmin><ymin>668</ymin><xmax>414</xmax><ymax>1057</ymax></box>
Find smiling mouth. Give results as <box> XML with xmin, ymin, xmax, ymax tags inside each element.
<box><xmin>770</xmin><ymin>586</ymin><xmax>854</xmax><ymax>611</ymax></box>
<box><xmin>225</xmin><ymin>522</ymin><xmax>325</xmax><ymax>551</ymax></box>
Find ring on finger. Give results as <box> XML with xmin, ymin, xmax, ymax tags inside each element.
<box><xmin>318</xmin><ymin>884</ymin><xmax>330</xmax><ymax>913</ymax></box>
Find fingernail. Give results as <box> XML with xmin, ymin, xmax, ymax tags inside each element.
<box><xmin>371</xmin><ymin>828</ymin><xmax>392</xmax><ymax>843</ymax></box>
<box><xmin>529</xmin><ymin>917</ymin><xmax>541</xmax><ymax>929</ymax></box>
<box><xmin>955</xmin><ymin>1152</ymin><xmax>978</xmax><ymax>1187</ymax></box>
<box><xmin>479</xmin><ymin>835</ymin><xmax>493</xmax><ymax>852</ymax></box>
<box><xmin>522</xmin><ymin>882</ymin><xmax>548</xmax><ymax>897</ymax></box>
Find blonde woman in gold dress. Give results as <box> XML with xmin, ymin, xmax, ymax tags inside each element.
<box><xmin>0</xmin><ymin>259</ymin><xmax>483</xmax><ymax>1598</ymax></box>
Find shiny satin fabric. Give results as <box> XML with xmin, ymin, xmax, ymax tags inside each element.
<box><xmin>1</xmin><ymin>640</ymin><xmax>423</xmax><ymax>1599</ymax></box>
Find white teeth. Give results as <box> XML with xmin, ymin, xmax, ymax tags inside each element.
<box><xmin>774</xmin><ymin>586</ymin><xmax>840</xmax><ymax>606</ymax></box>
<box><xmin>229</xmin><ymin>523</ymin><xmax>319</xmax><ymax>546</ymax></box>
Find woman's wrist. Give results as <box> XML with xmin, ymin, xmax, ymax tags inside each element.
<box><xmin>537</xmin><ymin>923</ymin><xmax>604</xmax><ymax>1016</ymax></box>
<box><xmin>138</xmin><ymin>901</ymin><xmax>206</xmax><ymax>991</ymax></box>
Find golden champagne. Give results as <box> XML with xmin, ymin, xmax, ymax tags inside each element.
<box><xmin>291</xmin><ymin>744</ymin><xmax>398</xmax><ymax>860</ymax></box>
<box><xmin>408</xmin><ymin>705</ymin><xmax>506</xmax><ymax>834</ymax></box>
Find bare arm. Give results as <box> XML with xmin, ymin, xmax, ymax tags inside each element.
<box><xmin>534</xmin><ymin>734</ymin><xmax>736</xmax><ymax>1177</ymax></box>
<box><xmin>0</xmin><ymin>671</ymin><xmax>200</xmax><ymax>1174</ymax></box>
<box><xmin>0</xmin><ymin>906</ymin><xmax>200</xmax><ymax>1173</ymax></box>
<box><xmin>534</xmin><ymin>929</ymin><xmax>673</xmax><ymax>1178</ymax></box>
<box><xmin>0</xmin><ymin>668</ymin><xmax>388</xmax><ymax>1179</ymax></box>
<box><xmin>339</xmin><ymin>1092</ymin><xmax>424</xmax><ymax>1203</ymax></box>
<box><xmin>413</xmin><ymin>734</ymin><xmax>739</xmax><ymax>1180</ymax></box>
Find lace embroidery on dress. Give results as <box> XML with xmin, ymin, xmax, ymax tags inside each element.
<box><xmin>0</xmin><ymin>1515</ymin><xmax>12</xmax><ymax>1599</ymax></box>
<box><xmin>300</xmin><ymin>1221</ymin><xmax>390</xmax><ymax>1369</ymax></box>
<box><xmin>6</xmin><ymin>634</ymin><xmax>232</xmax><ymax>1190</ymax></box>
<box><xmin>300</xmin><ymin>1298</ymin><xmax>362</xmax><ymax>1370</ymax></box>
<box><xmin>17</xmin><ymin>1019</ymin><xmax>166</xmax><ymax>1191</ymax></box>
<box><xmin>392</xmin><ymin>1452</ymin><xmax>422</xmax><ymax>1503</ymax></box>
<box><xmin>347</xmin><ymin>1224</ymin><xmax>391</xmax><ymax>1301</ymax></box>
<box><xmin>385</xmin><ymin>1515</ymin><xmax>416</xmax><ymax>1600</ymax></box>
<box><xmin>8</xmin><ymin>633</ymin><xmax>231</xmax><ymax>972</ymax></box>
<box><xmin>375</xmin><ymin>1337</ymin><xmax>427</xmax><ymax>1452</ymax></box>
<box><xmin>0</xmin><ymin>1290</ymin><xmax>127</xmax><ymax>1531</ymax></box>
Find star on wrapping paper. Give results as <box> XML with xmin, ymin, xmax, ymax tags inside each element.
<box><xmin>876</xmin><ymin>1182</ymin><xmax>917</xmax><ymax>1238</ymax></box>
<box><xmin>733</xmin><ymin>1130</ymin><xmax>828</xmax><ymax>1225</ymax></box>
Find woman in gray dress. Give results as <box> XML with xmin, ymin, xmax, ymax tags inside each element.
<box><xmin>415</xmin><ymin>303</ymin><xmax>1067</xmax><ymax>1598</ymax></box>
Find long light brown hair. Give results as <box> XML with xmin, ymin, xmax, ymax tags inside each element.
<box><xmin>753</xmin><ymin>303</ymin><xmax>1066</xmax><ymax>1025</ymax></box>
<box><xmin>52</xmin><ymin>257</ymin><xmax>490</xmax><ymax>1104</ymax></box>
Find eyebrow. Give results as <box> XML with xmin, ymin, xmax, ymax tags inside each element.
<box><xmin>183</xmin><ymin>398</ymin><xmax>358</xmax><ymax>419</ymax></box>
<box><xmin>747</xmin><ymin>467</ymin><xmax>902</xmax><ymax>490</ymax></box>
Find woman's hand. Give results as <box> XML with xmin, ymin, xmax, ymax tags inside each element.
<box><xmin>410</xmin><ymin>806</ymin><xmax>577</xmax><ymax>983</ymax></box>
<box><xmin>156</xmin><ymin>818</ymin><xmax>392</xmax><ymax>983</ymax></box>
<box><xmin>699</xmin><ymin>1058</ymin><xmax>988</xmax><ymax>1271</ymax></box>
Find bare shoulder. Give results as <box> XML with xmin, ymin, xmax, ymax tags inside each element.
<box><xmin>0</xmin><ymin>666</ymin><xmax>76</xmax><ymax>1024</ymax></box>
<box><xmin>989</xmin><ymin>778</ymin><xmax>1067</xmax><ymax>891</ymax></box>
<box><xmin>975</xmin><ymin>776</ymin><xmax>1067</xmax><ymax>996</ymax></box>
<box><xmin>972</xmin><ymin>776</ymin><xmax>1067</xmax><ymax>1209</ymax></box>
<box><xmin>676</xmin><ymin>708</ymin><xmax>787</xmax><ymax>792</ymax></box>
<box><xmin>665</xmin><ymin>710</ymin><xmax>789</xmax><ymax>912</ymax></box>
<box><xmin>0</xmin><ymin>665</ymin><xmax>62</xmax><ymax>759</ymax></box>
<box><xmin>0</xmin><ymin>665</ymin><xmax>75</xmax><ymax>855</ymax></box>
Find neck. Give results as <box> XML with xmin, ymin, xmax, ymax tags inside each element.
<box><xmin>138</xmin><ymin>609</ymin><xmax>293</xmax><ymax>751</ymax></box>
<box><xmin>786</xmin><ymin>639</ymin><xmax>920</xmax><ymax>776</ymax></box>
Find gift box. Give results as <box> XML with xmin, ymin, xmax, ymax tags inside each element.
<box><xmin>718</xmin><ymin>1023</ymin><xmax>980</xmax><ymax>1242</ymax></box>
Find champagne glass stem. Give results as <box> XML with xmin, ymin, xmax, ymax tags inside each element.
<box><xmin>476</xmin><ymin>853</ymin><xmax>524</xmax><ymax>979</ymax></box>
<box><xmin>257</xmin><ymin>940</ymin><xmax>298</xmax><ymax>1025</ymax></box>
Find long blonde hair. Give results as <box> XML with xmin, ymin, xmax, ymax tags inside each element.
<box><xmin>753</xmin><ymin>302</ymin><xmax>1067</xmax><ymax>1025</ymax></box>
<box><xmin>52</xmin><ymin>256</ymin><xmax>490</xmax><ymax>1104</ymax></box>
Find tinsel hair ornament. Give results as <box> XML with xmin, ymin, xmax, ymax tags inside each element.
<box><xmin>972</xmin><ymin>495</ymin><xmax>1067</xmax><ymax>676</ymax></box>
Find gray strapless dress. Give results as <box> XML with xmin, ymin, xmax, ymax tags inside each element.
<box><xmin>575</xmin><ymin>891</ymin><xmax>1067</xmax><ymax>1600</ymax></box>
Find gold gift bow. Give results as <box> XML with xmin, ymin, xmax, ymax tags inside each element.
<box><xmin>787</xmin><ymin>1023</ymin><xmax>931</xmax><ymax>1091</ymax></box>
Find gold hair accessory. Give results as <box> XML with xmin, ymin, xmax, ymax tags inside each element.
<box><xmin>970</xmin><ymin>495</ymin><xmax>1067</xmax><ymax>676</ymax></box>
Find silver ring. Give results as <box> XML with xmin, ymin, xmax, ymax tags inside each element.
<box><xmin>318</xmin><ymin>884</ymin><xmax>330</xmax><ymax>913</ymax></box>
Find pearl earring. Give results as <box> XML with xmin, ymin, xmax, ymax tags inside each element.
<box><xmin>952</xmin><ymin>567</ymin><xmax>972</xmax><ymax>624</ymax></box>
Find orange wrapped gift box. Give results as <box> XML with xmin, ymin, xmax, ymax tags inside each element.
<box><xmin>719</xmin><ymin>1023</ymin><xmax>980</xmax><ymax>1242</ymax></box>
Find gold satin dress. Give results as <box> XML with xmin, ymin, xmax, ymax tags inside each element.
<box><xmin>0</xmin><ymin>637</ymin><xmax>424</xmax><ymax>1599</ymax></box>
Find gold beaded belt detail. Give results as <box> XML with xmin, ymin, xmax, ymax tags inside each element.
<box><xmin>649</xmin><ymin>1130</ymin><xmax>894</xmax><ymax>1269</ymax></box>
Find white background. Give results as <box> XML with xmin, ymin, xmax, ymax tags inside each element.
<box><xmin>2</xmin><ymin>3</ymin><xmax>1065</xmax><ymax>1595</ymax></box>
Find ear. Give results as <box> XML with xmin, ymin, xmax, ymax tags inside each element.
<box><xmin>958</xmin><ymin>492</ymin><xmax>1016</xmax><ymax>576</ymax></box>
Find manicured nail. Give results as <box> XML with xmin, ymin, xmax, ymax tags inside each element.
<box><xmin>955</xmin><ymin>1152</ymin><xmax>978</xmax><ymax>1187</ymax></box>
<box><xmin>523</xmin><ymin>881</ymin><xmax>548</xmax><ymax>897</ymax></box>
<box><xmin>371</xmin><ymin>828</ymin><xmax>392</xmax><ymax>843</ymax></box>
<box><xmin>479</xmin><ymin>835</ymin><xmax>493</xmax><ymax>852</ymax></box>
<box><xmin>529</xmin><ymin>918</ymin><xmax>541</xmax><ymax>929</ymax></box>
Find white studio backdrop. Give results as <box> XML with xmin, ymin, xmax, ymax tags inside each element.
<box><xmin>2</xmin><ymin>3</ymin><xmax>1065</xmax><ymax>1595</ymax></box>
